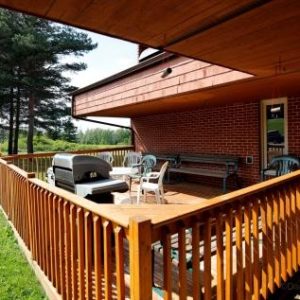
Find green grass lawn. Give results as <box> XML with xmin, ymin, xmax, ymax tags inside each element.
<box><xmin>0</xmin><ymin>211</ymin><xmax>46</xmax><ymax>300</ymax></box>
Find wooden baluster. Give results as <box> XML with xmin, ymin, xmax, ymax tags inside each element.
<box><xmin>252</xmin><ymin>199</ymin><xmax>260</xmax><ymax>300</ymax></box>
<box><xmin>44</xmin><ymin>190</ymin><xmax>50</xmax><ymax>277</ymax></box>
<box><xmin>18</xmin><ymin>176</ymin><xmax>22</xmax><ymax>234</ymax></box>
<box><xmin>261</xmin><ymin>195</ymin><xmax>268</xmax><ymax>299</ymax></box>
<box><xmin>36</xmin><ymin>157</ymin><xmax>39</xmax><ymax>176</ymax></box>
<box><xmin>192</xmin><ymin>221</ymin><xmax>201</xmax><ymax>300</ymax></box>
<box><xmin>280</xmin><ymin>188</ymin><xmax>287</xmax><ymax>282</ymax></box>
<box><xmin>23</xmin><ymin>178</ymin><xmax>28</xmax><ymax>246</ymax></box>
<box><xmin>14</xmin><ymin>175</ymin><xmax>19</xmax><ymax>232</ymax></box>
<box><xmin>178</xmin><ymin>225</ymin><xmax>187</xmax><ymax>300</ymax></box>
<box><xmin>48</xmin><ymin>192</ymin><xmax>54</xmax><ymax>283</ymax></box>
<box><xmin>27</xmin><ymin>182</ymin><xmax>35</xmax><ymax>257</ymax></box>
<box><xmin>53</xmin><ymin>196</ymin><xmax>60</xmax><ymax>290</ymax></box>
<box><xmin>225</xmin><ymin>208</ymin><xmax>233</xmax><ymax>300</ymax></box>
<box><xmin>77</xmin><ymin>208</ymin><xmax>85</xmax><ymax>300</ymax></box>
<box><xmin>235</xmin><ymin>205</ymin><xmax>243</xmax><ymax>300</ymax></box>
<box><xmin>114</xmin><ymin>226</ymin><xmax>125</xmax><ymax>300</ymax></box>
<box><xmin>103</xmin><ymin>220</ymin><xmax>112</xmax><ymax>300</ymax></box>
<box><xmin>31</xmin><ymin>184</ymin><xmax>38</xmax><ymax>262</ymax></box>
<box><xmin>85</xmin><ymin>211</ymin><xmax>93</xmax><ymax>300</ymax></box>
<box><xmin>40</xmin><ymin>189</ymin><xmax>46</xmax><ymax>273</ymax></box>
<box><xmin>204</xmin><ymin>217</ymin><xmax>212</xmax><ymax>300</ymax></box>
<box><xmin>273</xmin><ymin>190</ymin><xmax>281</xmax><ymax>288</ymax></box>
<box><xmin>244</xmin><ymin>202</ymin><xmax>252</xmax><ymax>300</ymax></box>
<box><xmin>36</xmin><ymin>187</ymin><xmax>42</xmax><ymax>266</ymax></box>
<box><xmin>216</xmin><ymin>212</ymin><xmax>224</xmax><ymax>300</ymax></box>
<box><xmin>296</xmin><ymin>183</ymin><xmax>300</xmax><ymax>267</ymax></box>
<box><xmin>23</xmin><ymin>179</ymin><xmax>27</xmax><ymax>243</ymax></box>
<box><xmin>70</xmin><ymin>205</ymin><xmax>78</xmax><ymax>300</ymax></box>
<box><xmin>64</xmin><ymin>201</ymin><xmax>72</xmax><ymax>300</ymax></box>
<box><xmin>93</xmin><ymin>215</ymin><xmax>102</xmax><ymax>300</ymax></box>
<box><xmin>286</xmin><ymin>185</ymin><xmax>293</xmax><ymax>277</ymax></box>
<box><xmin>10</xmin><ymin>171</ymin><xmax>15</xmax><ymax>225</ymax></box>
<box><xmin>58</xmin><ymin>198</ymin><xmax>66</xmax><ymax>298</ymax></box>
<box><xmin>291</xmin><ymin>184</ymin><xmax>298</xmax><ymax>273</ymax></box>
<box><xmin>162</xmin><ymin>228</ymin><xmax>172</xmax><ymax>300</ymax></box>
<box><xmin>15</xmin><ymin>175</ymin><xmax>19</xmax><ymax>233</ymax></box>
<box><xmin>267</xmin><ymin>192</ymin><xmax>274</xmax><ymax>294</ymax></box>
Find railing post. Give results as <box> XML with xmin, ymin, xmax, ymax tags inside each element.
<box><xmin>129</xmin><ymin>216</ymin><xmax>152</xmax><ymax>300</ymax></box>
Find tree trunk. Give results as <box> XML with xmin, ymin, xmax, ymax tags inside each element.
<box><xmin>8</xmin><ymin>87</ymin><xmax>14</xmax><ymax>155</ymax></box>
<box><xmin>27</xmin><ymin>94</ymin><xmax>35</xmax><ymax>154</ymax></box>
<box><xmin>13</xmin><ymin>86</ymin><xmax>20</xmax><ymax>154</ymax></box>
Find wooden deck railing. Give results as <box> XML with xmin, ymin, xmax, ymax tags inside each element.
<box><xmin>2</xmin><ymin>145</ymin><xmax>134</xmax><ymax>180</ymax></box>
<box><xmin>149</xmin><ymin>172</ymin><xmax>300</xmax><ymax>300</ymax></box>
<box><xmin>0</xmin><ymin>157</ymin><xmax>150</xmax><ymax>299</ymax></box>
<box><xmin>1</xmin><ymin>150</ymin><xmax>300</xmax><ymax>299</ymax></box>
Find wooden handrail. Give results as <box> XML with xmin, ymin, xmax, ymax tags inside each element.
<box><xmin>2</xmin><ymin>145</ymin><xmax>134</xmax><ymax>160</ymax></box>
<box><xmin>2</xmin><ymin>145</ymin><xmax>134</xmax><ymax>181</ymax></box>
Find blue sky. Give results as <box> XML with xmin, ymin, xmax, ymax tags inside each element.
<box><xmin>69</xmin><ymin>30</ymin><xmax>138</xmax><ymax>131</ymax></box>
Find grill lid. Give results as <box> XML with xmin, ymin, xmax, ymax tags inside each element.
<box><xmin>53</xmin><ymin>153</ymin><xmax>112</xmax><ymax>183</ymax></box>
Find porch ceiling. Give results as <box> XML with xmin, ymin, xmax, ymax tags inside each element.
<box><xmin>76</xmin><ymin>71</ymin><xmax>300</xmax><ymax>118</ymax></box>
<box><xmin>1</xmin><ymin>0</ymin><xmax>300</xmax><ymax>77</ymax></box>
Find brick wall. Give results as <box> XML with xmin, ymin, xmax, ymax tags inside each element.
<box><xmin>132</xmin><ymin>97</ymin><xmax>300</xmax><ymax>187</ymax></box>
<box><xmin>132</xmin><ymin>101</ymin><xmax>261</xmax><ymax>186</ymax></box>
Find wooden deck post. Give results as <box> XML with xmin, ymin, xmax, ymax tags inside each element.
<box><xmin>129</xmin><ymin>216</ymin><xmax>152</xmax><ymax>300</ymax></box>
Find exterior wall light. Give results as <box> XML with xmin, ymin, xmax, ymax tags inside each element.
<box><xmin>161</xmin><ymin>67</ymin><xmax>172</xmax><ymax>78</ymax></box>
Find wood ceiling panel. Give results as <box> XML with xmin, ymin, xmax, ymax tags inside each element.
<box><xmin>167</xmin><ymin>0</ymin><xmax>300</xmax><ymax>76</ymax></box>
<box><xmin>45</xmin><ymin>0</ymin><xmax>95</xmax><ymax>21</ymax></box>
<box><xmin>1</xmin><ymin>0</ymin><xmax>299</xmax><ymax>79</ymax></box>
<box><xmin>0</xmin><ymin>0</ymin><xmax>53</xmax><ymax>16</ymax></box>
<box><xmin>0</xmin><ymin>0</ymin><xmax>263</xmax><ymax>49</ymax></box>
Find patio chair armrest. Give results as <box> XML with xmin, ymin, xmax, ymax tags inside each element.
<box><xmin>141</xmin><ymin>172</ymin><xmax>160</xmax><ymax>182</ymax></box>
<box><xmin>131</xmin><ymin>162</ymin><xmax>142</xmax><ymax>168</ymax></box>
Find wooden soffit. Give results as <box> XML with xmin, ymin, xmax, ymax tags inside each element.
<box><xmin>1</xmin><ymin>0</ymin><xmax>300</xmax><ymax>77</ymax></box>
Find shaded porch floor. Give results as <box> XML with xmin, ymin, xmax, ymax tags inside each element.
<box><xmin>114</xmin><ymin>181</ymin><xmax>225</xmax><ymax>205</ymax></box>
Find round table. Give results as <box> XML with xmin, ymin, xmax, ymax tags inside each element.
<box><xmin>109</xmin><ymin>167</ymin><xmax>138</xmax><ymax>177</ymax></box>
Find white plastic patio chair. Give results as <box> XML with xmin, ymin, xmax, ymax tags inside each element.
<box><xmin>98</xmin><ymin>151</ymin><xmax>114</xmax><ymax>166</ymax></box>
<box><xmin>122</xmin><ymin>152</ymin><xmax>142</xmax><ymax>167</ymax></box>
<box><xmin>128</xmin><ymin>154</ymin><xmax>157</xmax><ymax>191</ymax></box>
<box><xmin>137</xmin><ymin>161</ymin><xmax>169</xmax><ymax>204</ymax></box>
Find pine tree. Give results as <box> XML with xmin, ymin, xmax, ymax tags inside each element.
<box><xmin>61</xmin><ymin>116</ymin><xmax>78</xmax><ymax>143</ymax></box>
<box><xmin>0</xmin><ymin>9</ymin><xmax>97</xmax><ymax>153</ymax></box>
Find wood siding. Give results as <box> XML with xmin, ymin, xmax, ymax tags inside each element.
<box><xmin>73</xmin><ymin>57</ymin><xmax>251</xmax><ymax>117</ymax></box>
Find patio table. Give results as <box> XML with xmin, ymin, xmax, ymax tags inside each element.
<box><xmin>109</xmin><ymin>167</ymin><xmax>138</xmax><ymax>177</ymax></box>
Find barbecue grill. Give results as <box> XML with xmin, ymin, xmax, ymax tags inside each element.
<box><xmin>47</xmin><ymin>153</ymin><xmax>128</xmax><ymax>203</ymax></box>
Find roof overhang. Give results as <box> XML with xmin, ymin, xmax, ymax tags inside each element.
<box><xmin>72</xmin><ymin>54</ymin><xmax>300</xmax><ymax>118</ymax></box>
<box><xmin>1</xmin><ymin>0</ymin><xmax>300</xmax><ymax>77</ymax></box>
<box><xmin>74</xmin><ymin>72</ymin><xmax>300</xmax><ymax>117</ymax></box>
